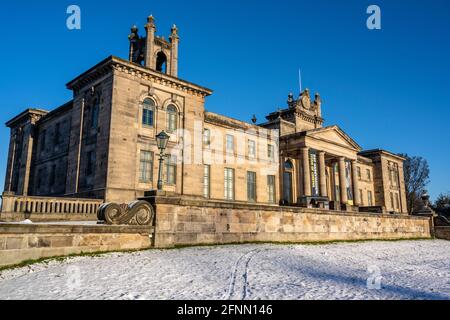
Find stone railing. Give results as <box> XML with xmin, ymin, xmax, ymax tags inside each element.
<box><xmin>1</xmin><ymin>192</ymin><xmax>104</xmax><ymax>222</ymax></box>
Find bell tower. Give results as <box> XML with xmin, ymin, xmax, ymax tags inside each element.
<box><xmin>128</xmin><ymin>15</ymin><xmax>179</xmax><ymax>78</ymax></box>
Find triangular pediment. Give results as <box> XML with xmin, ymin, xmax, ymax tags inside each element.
<box><xmin>306</xmin><ymin>126</ymin><xmax>362</xmax><ymax>151</ymax></box>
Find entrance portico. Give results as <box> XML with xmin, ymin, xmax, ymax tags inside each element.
<box><xmin>279</xmin><ymin>126</ymin><xmax>362</xmax><ymax>211</ymax></box>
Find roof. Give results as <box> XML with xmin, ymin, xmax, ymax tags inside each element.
<box><xmin>5</xmin><ymin>108</ymin><xmax>48</xmax><ymax>128</ymax></box>
<box><xmin>359</xmin><ymin>149</ymin><xmax>406</xmax><ymax>161</ymax></box>
<box><xmin>280</xmin><ymin>125</ymin><xmax>362</xmax><ymax>151</ymax></box>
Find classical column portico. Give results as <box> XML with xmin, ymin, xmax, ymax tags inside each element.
<box><xmin>301</xmin><ymin>147</ymin><xmax>311</xmax><ymax>197</ymax></box>
<box><xmin>338</xmin><ymin>157</ymin><xmax>348</xmax><ymax>204</ymax></box>
<box><xmin>318</xmin><ymin>151</ymin><xmax>327</xmax><ymax>198</ymax></box>
<box><xmin>352</xmin><ymin>160</ymin><xmax>360</xmax><ymax>206</ymax></box>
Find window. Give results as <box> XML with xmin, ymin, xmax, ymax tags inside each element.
<box><xmin>366</xmin><ymin>169</ymin><xmax>371</xmax><ymax>181</ymax></box>
<box><xmin>267</xmin><ymin>175</ymin><xmax>276</xmax><ymax>204</ymax></box>
<box><xmin>49</xmin><ymin>165</ymin><xmax>56</xmax><ymax>187</ymax></box>
<box><xmin>203</xmin><ymin>165</ymin><xmax>211</xmax><ymax>199</ymax></box>
<box><xmin>357</xmin><ymin>167</ymin><xmax>361</xmax><ymax>180</ymax></box>
<box><xmin>226</xmin><ymin>135</ymin><xmax>234</xmax><ymax>153</ymax></box>
<box><xmin>390</xmin><ymin>192</ymin><xmax>395</xmax><ymax>210</ymax></box>
<box><xmin>86</xmin><ymin>151</ymin><xmax>96</xmax><ymax>176</ymax></box>
<box><xmin>359</xmin><ymin>189</ymin><xmax>364</xmax><ymax>206</ymax></box>
<box><xmin>395</xmin><ymin>193</ymin><xmax>400</xmax><ymax>210</ymax></box>
<box><xmin>142</xmin><ymin>98</ymin><xmax>155</xmax><ymax>127</ymax></box>
<box><xmin>203</xmin><ymin>129</ymin><xmax>211</xmax><ymax>147</ymax></box>
<box><xmin>368</xmin><ymin>191</ymin><xmax>373</xmax><ymax>206</ymax></box>
<box><xmin>156</xmin><ymin>51</ymin><xmax>167</xmax><ymax>73</ymax></box>
<box><xmin>41</xmin><ymin>129</ymin><xmax>46</xmax><ymax>150</ymax></box>
<box><xmin>167</xmin><ymin>105</ymin><xmax>178</xmax><ymax>132</ymax></box>
<box><xmin>165</xmin><ymin>155</ymin><xmax>177</xmax><ymax>185</ymax></box>
<box><xmin>224</xmin><ymin>168</ymin><xmax>234</xmax><ymax>200</ymax></box>
<box><xmin>91</xmin><ymin>98</ymin><xmax>99</xmax><ymax>129</ymax></box>
<box><xmin>248</xmin><ymin>140</ymin><xmax>256</xmax><ymax>159</ymax></box>
<box><xmin>268</xmin><ymin>144</ymin><xmax>275</xmax><ymax>161</ymax></box>
<box><xmin>54</xmin><ymin>123</ymin><xmax>60</xmax><ymax>145</ymax></box>
<box><xmin>247</xmin><ymin>171</ymin><xmax>257</xmax><ymax>202</ymax></box>
<box><xmin>139</xmin><ymin>151</ymin><xmax>154</xmax><ymax>183</ymax></box>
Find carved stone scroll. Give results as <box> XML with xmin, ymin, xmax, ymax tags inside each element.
<box><xmin>97</xmin><ymin>201</ymin><xmax>154</xmax><ymax>226</ymax></box>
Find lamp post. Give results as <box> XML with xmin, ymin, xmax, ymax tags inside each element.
<box><xmin>156</xmin><ymin>131</ymin><xmax>170</xmax><ymax>191</ymax></box>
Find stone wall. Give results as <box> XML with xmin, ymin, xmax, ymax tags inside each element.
<box><xmin>0</xmin><ymin>224</ymin><xmax>152</xmax><ymax>268</ymax></box>
<box><xmin>435</xmin><ymin>227</ymin><xmax>450</xmax><ymax>240</ymax></box>
<box><xmin>151</xmin><ymin>196</ymin><xmax>431</xmax><ymax>248</ymax></box>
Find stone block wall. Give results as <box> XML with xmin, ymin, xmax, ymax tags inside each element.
<box><xmin>152</xmin><ymin>197</ymin><xmax>431</xmax><ymax>248</ymax></box>
<box><xmin>435</xmin><ymin>227</ymin><xmax>450</xmax><ymax>240</ymax></box>
<box><xmin>0</xmin><ymin>224</ymin><xmax>152</xmax><ymax>268</ymax></box>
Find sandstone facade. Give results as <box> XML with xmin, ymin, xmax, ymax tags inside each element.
<box><xmin>2</xmin><ymin>15</ymin><xmax>407</xmax><ymax>215</ymax></box>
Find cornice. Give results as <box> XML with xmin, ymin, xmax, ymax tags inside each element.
<box><xmin>66</xmin><ymin>56</ymin><xmax>213</xmax><ymax>98</ymax></box>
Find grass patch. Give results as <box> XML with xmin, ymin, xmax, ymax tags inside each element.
<box><xmin>168</xmin><ymin>237</ymin><xmax>433</xmax><ymax>250</ymax></box>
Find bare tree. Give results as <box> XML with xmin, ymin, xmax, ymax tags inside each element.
<box><xmin>399</xmin><ymin>154</ymin><xmax>430</xmax><ymax>214</ymax></box>
<box><xmin>434</xmin><ymin>192</ymin><xmax>450</xmax><ymax>216</ymax></box>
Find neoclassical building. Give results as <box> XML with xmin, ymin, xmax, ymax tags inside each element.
<box><xmin>2</xmin><ymin>16</ymin><xmax>408</xmax><ymax>214</ymax></box>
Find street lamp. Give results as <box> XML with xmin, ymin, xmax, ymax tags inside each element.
<box><xmin>156</xmin><ymin>131</ymin><xmax>170</xmax><ymax>191</ymax></box>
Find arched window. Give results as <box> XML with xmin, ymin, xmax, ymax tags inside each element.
<box><xmin>156</xmin><ymin>52</ymin><xmax>167</xmax><ymax>73</ymax></box>
<box><xmin>142</xmin><ymin>98</ymin><xmax>155</xmax><ymax>127</ymax></box>
<box><xmin>167</xmin><ymin>105</ymin><xmax>178</xmax><ymax>132</ymax></box>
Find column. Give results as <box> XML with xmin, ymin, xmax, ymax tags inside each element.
<box><xmin>352</xmin><ymin>160</ymin><xmax>361</xmax><ymax>206</ymax></box>
<box><xmin>319</xmin><ymin>151</ymin><xmax>327</xmax><ymax>198</ymax></box>
<box><xmin>338</xmin><ymin>157</ymin><xmax>348</xmax><ymax>204</ymax></box>
<box><xmin>301</xmin><ymin>147</ymin><xmax>311</xmax><ymax>197</ymax></box>
<box><xmin>145</xmin><ymin>15</ymin><xmax>156</xmax><ymax>69</ymax></box>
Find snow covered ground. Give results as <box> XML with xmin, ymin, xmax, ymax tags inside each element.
<box><xmin>0</xmin><ymin>240</ymin><xmax>449</xmax><ymax>300</ymax></box>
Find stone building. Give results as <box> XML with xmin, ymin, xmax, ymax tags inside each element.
<box><xmin>2</xmin><ymin>15</ymin><xmax>408</xmax><ymax>214</ymax></box>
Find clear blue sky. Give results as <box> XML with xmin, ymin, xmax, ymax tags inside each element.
<box><xmin>0</xmin><ymin>0</ymin><xmax>449</xmax><ymax>200</ymax></box>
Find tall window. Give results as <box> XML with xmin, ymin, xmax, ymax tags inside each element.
<box><xmin>368</xmin><ymin>191</ymin><xmax>373</xmax><ymax>206</ymax></box>
<box><xmin>395</xmin><ymin>193</ymin><xmax>400</xmax><ymax>211</ymax></box>
<box><xmin>359</xmin><ymin>189</ymin><xmax>364</xmax><ymax>206</ymax></box>
<box><xmin>167</xmin><ymin>105</ymin><xmax>178</xmax><ymax>132</ymax></box>
<box><xmin>366</xmin><ymin>169</ymin><xmax>371</xmax><ymax>181</ymax></box>
<box><xmin>165</xmin><ymin>155</ymin><xmax>177</xmax><ymax>185</ymax></box>
<box><xmin>91</xmin><ymin>98</ymin><xmax>99</xmax><ymax>129</ymax></box>
<box><xmin>203</xmin><ymin>129</ymin><xmax>211</xmax><ymax>147</ymax></box>
<box><xmin>267</xmin><ymin>175</ymin><xmax>276</xmax><ymax>204</ymax></box>
<box><xmin>247</xmin><ymin>171</ymin><xmax>257</xmax><ymax>202</ymax></box>
<box><xmin>139</xmin><ymin>151</ymin><xmax>154</xmax><ymax>183</ymax></box>
<box><xmin>54</xmin><ymin>123</ymin><xmax>60</xmax><ymax>145</ymax></box>
<box><xmin>86</xmin><ymin>151</ymin><xmax>96</xmax><ymax>176</ymax></box>
<box><xmin>248</xmin><ymin>140</ymin><xmax>256</xmax><ymax>159</ymax></box>
<box><xmin>357</xmin><ymin>166</ymin><xmax>361</xmax><ymax>180</ymax></box>
<box><xmin>226</xmin><ymin>135</ymin><xmax>234</xmax><ymax>153</ymax></box>
<box><xmin>224</xmin><ymin>168</ymin><xmax>234</xmax><ymax>200</ymax></box>
<box><xmin>142</xmin><ymin>98</ymin><xmax>155</xmax><ymax>127</ymax></box>
<box><xmin>390</xmin><ymin>192</ymin><xmax>395</xmax><ymax>210</ymax></box>
<box><xmin>203</xmin><ymin>165</ymin><xmax>211</xmax><ymax>199</ymax></box>
<box><xmin>268</xmin><ymin>144</ymin><xmax>275</xmax><ymax>161</ymax></box>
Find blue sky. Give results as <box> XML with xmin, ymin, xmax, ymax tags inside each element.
<box><xmin>0</xmin><ymin>0</ymin><xmax>449</xmax><ymax>199</ymax></box>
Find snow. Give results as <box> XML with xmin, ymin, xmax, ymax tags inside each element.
<box><xmin>0</xmin><ymin>240</ymin><xmax>449</xmax><ymax>300</ymax></box>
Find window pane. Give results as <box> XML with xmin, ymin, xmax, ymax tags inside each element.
<box><xmin>247</xmin><ymin>171</ymin><xmax>256</xmax><ymax>202</ymax></box>
<box><xmin>224</xmin><ymin>168</ymin><xmax>234</xmax><ymax>200</ymax></box>
<box><xmin>203</xmin><ymin>165</ymin><xmax>210</xmax><ymax>198</ymax></box>
<box><xmin>267</xmin><ymin>175</ymin><xmax>276</xmax><ymax>204</ymax></box>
